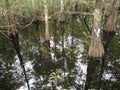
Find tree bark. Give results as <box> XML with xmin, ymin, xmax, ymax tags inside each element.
<box><xmin>5</xmin><ymin>0</ymin><xmax>30</xmax><ymax>90</ymax></box>
<box><xmin>44</xmin><ymin>0</ymin><xmax>53</xmax><ymax>73</ymax></box>
<box><xmin>85</xmin><ymin>0</ymin><xmax>103</xmax><ymax>89</ymax></box>
<box><xmin>98</xmin><ymin>0</ymin><xmax>117</xmax><ymax>89</ymax></box>
<box><xmin>88</xmin><ymin>0</ymin><xmax>104</xmax><ymax>59</ymax></box>
<box><xmin>44</xmin><ymin>0</ymin><xmax>50</xmax><ymax>42</ymax></box>
<box><xmin>85</xmin><ymin>0</ymin><xmax>117</xmax><ymax>90</ymax></box>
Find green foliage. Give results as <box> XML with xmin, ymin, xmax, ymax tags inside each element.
<box><xmin>0</xmin><ymin>0</ymin><xmax>120</xmax><ymax>90</ymax></box>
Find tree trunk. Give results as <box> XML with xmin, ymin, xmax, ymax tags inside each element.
<box><xmin>71</xmin><ymin>0</ymin><xmax>77</xmax><ymax>48</ymax></box>
<box><xmin>98</xmin><ymin>0</ymin><xmax>117</xmax><ymax>89</ymax></box>
<box><xmin>44</xmin><ymin>0</ymin><xmax>53</xmax><ymax>72</ymax></box>
<box><xmin>5</xmin><ymin>0</ymin><xmax>30</xmax><ymax>90</ymax></box>
<box><xmin>85</xmin><ymin>0</ymin><xmax>103</xmax><ymax>89</ymax></box>
<box><xmin>44</xmin><ymin>0</ymin><xmax>50</xmax><ymax>42</ymax></box>
<box><xmin>44</xmin><ymin>0</ymin><xmax>50</xmax><ymax>57</ymax></box>
<box><xmin>88</xmin><ymin>0</ymin><xmax>104</xmax><ymax>60</ymax></box>
<box><xmin>85</xmin><ymin>0</ymin><xmax>117</xmax><ymax>89</ymax></box>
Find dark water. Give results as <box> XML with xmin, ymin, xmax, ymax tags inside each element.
<box><xmin>0</xmin><ymin>18</ymin><xmax>120</xmax><ymax>90</ymax></box>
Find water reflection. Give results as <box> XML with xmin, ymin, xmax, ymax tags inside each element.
<box><xmin>25</xmin><ymin>35</ymin><xmax>86</xmax><ymax>90</ymax></box>
<box><xmin>0</xmin><ymin>18</ymin><xmax>120</xmax><ymax>90</ymax></box>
